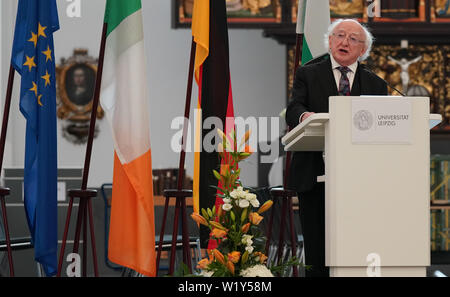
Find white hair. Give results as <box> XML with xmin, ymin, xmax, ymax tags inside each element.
<box><xmin>323</xmin><ymin>19</ymin><xmax>374</xmax><ymax>61</ymax></box>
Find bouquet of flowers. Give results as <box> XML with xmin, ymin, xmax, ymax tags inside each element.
<box><xmin>191</xmin><ymin>128</ymin><xmax>275</xmax><ymax>277</ymax></box>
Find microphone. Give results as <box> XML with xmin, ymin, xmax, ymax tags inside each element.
<box><xmin>360</xmin><ymin>63</ymin><xmax>406</xmax><ymax>96</ymax></box>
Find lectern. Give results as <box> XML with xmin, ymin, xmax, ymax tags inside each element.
<box><xmin>282</xmin><ymin>96</ymin><xmax>442</xmax><ymax>277</ymax></box>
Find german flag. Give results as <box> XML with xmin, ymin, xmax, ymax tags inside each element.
<box><xmin>192</xmin><ymin>0</ymin><xmax>235</xmax><ymax>248</ymax></box>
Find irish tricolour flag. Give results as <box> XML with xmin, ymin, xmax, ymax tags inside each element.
<box><xmin>297</xmin><ymin>0</ymin><xmax>330</xmax><ymax>64</ymax></box>
<box><xmin>101</xmin><ymin>0</ymin><xmax>155</xmax><ymax>276</ymax></box>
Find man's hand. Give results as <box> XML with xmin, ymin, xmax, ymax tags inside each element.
<box><xmin>301</xmin><ymin>112</ymin><xmax>315</xmax><ymax>122</ymax></box>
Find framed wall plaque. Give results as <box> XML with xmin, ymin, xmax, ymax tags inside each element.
<box><xmin>56</xmin><ymin>49</ymin><xmax>104</xmax><ymax>144</ymax></box>
<box><xmin>173</xmin><ymin>0</ymin><xmax>282</xmax><ymax>28</ymax></box>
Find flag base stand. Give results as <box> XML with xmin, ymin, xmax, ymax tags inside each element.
<box><xmin>56</xmin><ymin>23</ymin><xmax>107</xmax><ymax>277</ymax></box>
<box><xmin>266</xmin><ymin>188</ymin><xmax>298</xmax><ymax>277</ymax></box>
<box><xmin>156</xmin><ymin>189</ymin><xmax>193</xmax><ymax>275</ymax></box>
<box><xmin>57</xmin><ymin>189</ymin><xmax>99</xmax><ymax>277</ymax></box>
<box><xmin>0</xmin><ymin>187</ymin><xmax>14</xmax><ymax>276</ymax></box>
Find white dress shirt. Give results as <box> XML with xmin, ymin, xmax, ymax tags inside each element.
<box><xmin>299</xmin><ymin>55</ymin><xmax>358</xmax><ymax>123</ymax></box>
<box><xmin>330</xmin><ymin>55</ymin><xmax>358</xmax><ymax>91</ymax></box>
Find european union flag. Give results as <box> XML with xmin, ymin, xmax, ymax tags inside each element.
<box><xmin>11</xmin><ymin>0</ymin><xmax>59</xmax><ymax>276</ymax></box>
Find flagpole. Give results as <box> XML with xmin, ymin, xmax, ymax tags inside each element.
<box><xmin>286</xmin><ymin>33</ymin><xmax>303</xmax><ymax>278</ymax></box>
<box><xmin>79</xmin><ymin>21</ymin><xmax>108</xmax><ymax>277</ymax></box>
<box><xmin>282</xmin><ymin>35</ymin><xmax>302</xmax><ymax>189</ymax></box>
<box><xmin>58</xmin><ymin>22</ymin><xmax>107</xmax><ymax>277</ymax></box>
<box><xmin>268</xmin><ymin>34</ymin><xmax>303</xmax><ymax>277</ymax></box>
<box><xmin>177</xmin><ymin>38</ymin><xmax>196</xmax><ymax>191</ymax></box>
<box><xmin>177</xmin><ymin>37</ymin><xmax>196</xmax><ymax>272</ymax></box>
<box><xmin>0</xmin><ymin>65</ymin><xmax>15</xmax><ymax>173</ymax></box>
<box><xmin>81</xmin><ymin>28</ymin><xmax>107</xmax><ymax>190</ymax></box>
<box><xmin>0</xmin><ymin>64</ymin><xmax>16</xmax><ymax>276</ymax></box>
<box><xmin>156</xmin><ymin>37</ymin><xmax>196</xmax><ymax>275</ymax></box>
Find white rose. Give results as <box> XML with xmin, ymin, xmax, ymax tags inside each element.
<box><xmin>246</xmin><ymin>193</ymin><xmax>257</xmax><ymax>201</ymax></box>
<box><xmin>250</xmin><ymin>199</ymin><xmax>260</xmax><ymax>208</ymax></box>
<box><xmin>240</xmin><ymin>265</ymin><xmax>274</xmax><ymax>277</ymax></box>
<box><xmin>242</xmin><ymin>235</ymin><xmax>253</xmax><ymax>245</ymax></box>
<box><xmin>238</xmin><ymin>199</ymin><xmax>250</xmax><ymax>208</ymax></box>
<box><xmin>236</xmin><ymin>189</ymin><xmax>245</xmax><ymax>199</ymax></box>
<box><xmin>199</xmin><ymin>270</ymin><xmax>214</xmax><ymax>277</ymax></box>
<box><xmin>230</xmin><ymin>190</ymin><xmax>238</xmax><ymax>199</ymax></box>
<box><xmin>245</xmin><ymin>246</ymin><xmax>254</xmax><ymax>253</ymax></box>
<box><xmin>222</xmin><ymin>203</ymin><xmax>232</xmax><ymax>211</ymax></box>
<box><xmin>222</xmin><ymin>198</ymin><xmax>231</xmax><ymax>204</ymax></box>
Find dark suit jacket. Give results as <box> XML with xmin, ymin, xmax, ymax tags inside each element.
<box><xmin>286</xmin><ymin>55</ymin><xmax>388</xmax><ymax>193</ymax></box>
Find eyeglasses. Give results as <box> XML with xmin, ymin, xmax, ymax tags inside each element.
<box><xmin>332</xmin><ymin>32</ymin><xmax>365</xmax><ymax>46</ymax></box>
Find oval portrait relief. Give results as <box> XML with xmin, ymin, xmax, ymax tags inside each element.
<box><xmin>56</xmin><ymin>49</ymin><xmax>104</xmax><ymax>144</ymax></box>
<box><xmin>56</xmin><ymin>49</ymin><xmax>103</xmax><ymax>122</ymax></box>
<box><xmin>65</xmin><ymin>64</ymin><xmax>96</xmax><ymax>106</ymax></box>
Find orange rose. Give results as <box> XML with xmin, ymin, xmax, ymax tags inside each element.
<box><xmin>249</xmin><ymin>212</ymin><xmax>263</xmax><ymax>225</ymax></box>
<box><xmin>244</xmin><ymin>144</ymin><xmax>253</xmax><ymax>153</ymax></box>
<box><xmin>207</xmin><ymin>249</ymin><xmax>214</xmax><ymax>261</ymax></box>
<box><xmin>196</xmin><ymin>258</ymin><xmax>210</xmax><ymax>270</ymax></box>
<box><xmin>210</xmin><ymin>228</ymin><xmax>227</xmax><ymax>239</ymax></box>
<box><xmin>190</xmin><ymin>212</ymin><xmax>208</xmax><ymax>226</ymax></box>
<box><xmin>257</xmin><ymin>200</ymin><xmax>273</xmax><ymax>214</ymax></box>
<box><xmin>226</xmin><ymin>260</ymin><xmax>235</xmax><ymax>275</ymax></box>
<box><xmin>241</xmin><ymin>222</ymin><xmax>251</xmax><ymax>233</ymax></box>
<box><xmin>254</xmin><ymin>252</ymin><xmax>268</xmax><ymax>264</ymax></box>
<box><xmin>213</xmin><ymin>249</ymin><xmax>226</xmax><ymax>265</ymax></box>
<box><xmin>227</xmin><ymin>251</ymin><xmax>241</xmax><ymax>264</ymax></box>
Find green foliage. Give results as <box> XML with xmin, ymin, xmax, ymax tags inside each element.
<box><xmin>190</xmin><ymin>129</ymin><xmax>297</xmax><ymax>277</ymax></box>
<box><xmin>169</xmin><ymin>263</ymin><xmax>199</xmax><ymax>277</ymax></box>
<box><xmin>269</xmin><ymin>257</ymin><xmax>311</xmax><ymax>277</ymax></box>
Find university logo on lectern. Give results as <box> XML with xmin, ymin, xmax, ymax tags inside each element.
<box><xmin>353</xmin><ymin>110</ymin><xmax>373</xmax><ymax>131</ymax></box>
<box><xmin>351</xmin><ymin>98</ymin><xmax>412</xmax><ymax>144</ymax></box>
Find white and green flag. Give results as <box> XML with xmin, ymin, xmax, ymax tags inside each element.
<box><xmin>296</xmin><ymin>0</ymin><xmax>330</xmax><ymax>64</ymax></box>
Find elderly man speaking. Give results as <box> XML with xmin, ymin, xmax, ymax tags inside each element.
<box><xmin>286</xmin><ymin>19</ymin><xmax>388</xmax><ymax>277</ymax></box>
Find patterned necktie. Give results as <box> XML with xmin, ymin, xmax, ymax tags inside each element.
<box><xmin>337</xmin><ymin>66</ymin><xmax>351</xmax><ymax>96</ymax></box>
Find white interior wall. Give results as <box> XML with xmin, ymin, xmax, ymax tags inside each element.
<box><xmin>0</xmin><ymin>2</ymin><xmax>16</xmax><ymax>172</ymax></box>
<box><xmin>1</xmin><ymin>0</ymin><xmax>286</xmax><ymax>188</ymax></box>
